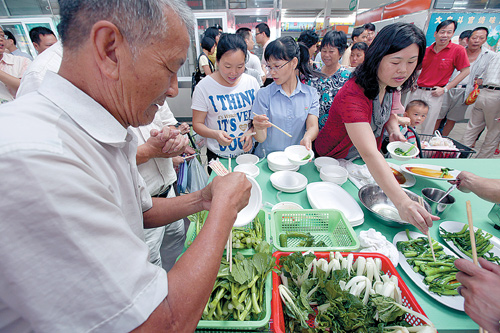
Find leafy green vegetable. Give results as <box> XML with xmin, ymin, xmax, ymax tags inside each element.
<box><xmin>302</xmin><ymin>153</ymin><xmax>312</xmax><ymax>160</ymax></box>
<box><xmin>439</xmin><ymin>167</ymin><xmax>453</xmax><ymax>178</ymax></box>
<box><xmin>394</xmin><ymin>145</ymin><xmax>416</xmax><ymax>156</ymax></box>
<box><xmin>279</xmin><ymin>232</ymin><xmax>328</xmax><ymax>248</ymax></box>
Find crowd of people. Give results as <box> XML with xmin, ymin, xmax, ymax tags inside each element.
<box><xmin>0</xmin><ymin>0</ymin><xmax>499</xmax><ymax>331</ymax></box>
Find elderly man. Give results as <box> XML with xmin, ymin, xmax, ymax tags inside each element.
<box><xmin>0</xmin><ymin>26</ymin><xmax>30</xmax><ymax>103</ymax></box>
<box><xmin>0</xmin><ymin>1</ymin><xmax>251</xmax><ymax>332</ymax></box>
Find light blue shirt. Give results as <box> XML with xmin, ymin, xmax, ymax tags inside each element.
<box><xmin>251</xmin><ymin>78</ymin><xmax>319</xmax><ymax>157</ymax></box>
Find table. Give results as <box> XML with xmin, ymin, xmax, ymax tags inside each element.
<box><xmin>242</xmin><ymin>157</ymin><xmax>500</xmax><ymax>332</ymax></box>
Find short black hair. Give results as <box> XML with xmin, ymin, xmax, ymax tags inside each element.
<box><xmin>472</xmin><ymin>26</ymin><xmax>489</xmax><ymax>36</ymax></box>
<box><xmin>4</xmin><ymin>30</ymin><xmax>16</xmax><ymax>46</ymax></box>
<box><xmin>459</xmin><ymin>30</ymin><xmax>472</xmax><ymax>40</ymax></box>
<box><xmin>406</xmin><ymin>99</ymin><xmax>429</xmax><ymax>112</ymax></box>
<box><xmin>351</xmin><ymin>41</ymin><xmax>368</xmax><ymax>53</ymax></box>
<box><xmin>216</xmin><ymin>33</ymin><xmax>247</xmax><ymax>62</ymax></box>
<box><xmin>320</xmin><ymin>30</ymin><xmax>347</xmax><ymax>57</ymax></box>
<box><xmin>364</xmin><ymin>23</ymin><xmax>376</xmax><ymax>32</ymax></box>
<box><xmin>255</xmin><ymin>23</ymin><xmax>270</xmax><ymax>38</ymax></box>
<box><xmin>204</xmin><ymin>27</ymin><xmax>221</xmax><ymax>42</ymax></box>
<box><xmin>29</xmin><ymin>26</ymin><xmax>55</xmax><ymax>44</ymax></box>
<box><xmin>436</xmin><ymin>20</ymin><xmax>457</xmax><ymax>33</ymax></box>
<box><xmin>351</xmin><ymin>26</ymin><xmax>365</xmax><ymax>41</ymax></box>
<box><xmin>353</xmin><ymin>22</ymin><xmax>426</xmax><ymax>100</ymax></box>
<box><xmin>297</xmin><ymin>30</ymin><xmax>319</xmax><ymax>49</ymax></box>
<box><xmin>201</xmin><ymin>36</ymin><xmax>216</xmax><ymax>51</ymax></box>
<box><xmin>235</xmin><ymin>27</ymin><xmax>252</xmax><ymax>41</ymax></box>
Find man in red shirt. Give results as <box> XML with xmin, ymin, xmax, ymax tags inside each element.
<box><xmin>407</xmin><ymin>20</ymin><xmax>470</xmax><ymax>135</ymax></box>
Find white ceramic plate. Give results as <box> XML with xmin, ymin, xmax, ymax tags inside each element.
<box><xmin>270</xmin><ymin>171</ymin><xmax>308</xmax><ymax>193</ymax></box>
<box><xmin>400</xmin><ymin>163</ymin><xmax>460</xmax><ymax>181</ymax></box>
<box><xmin>387</xmin><ymin>162</ymin><xmax>416</xmax><ymax>188</ymax></box>
<box><xmin>306</xmin><ymin>182</ymin><xmax>364</xmax><ymax>225</ymax></box>
<box><xmin>393</xmin><ymin>230</ymin><xmax>464</xmax><ymax>311</ymax></box>
<box><xmin>439</xmin><ymin>221</ymin><xmax>500</xmax><ymax>262</ymax></box>
<box><xmin>234</xmin><ymin>176</ymin><xmax>262</xmax><ymax>227</ymax></box>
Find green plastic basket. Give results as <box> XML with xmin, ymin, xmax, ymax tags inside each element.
<box><xmin>270</xmin><ymin>209</ymin><xmax>360</xmax><ymax>252</ymax></box>
<box><xmin>184</xmin><ymin>210</ymin><xmax>266</xmax><ymax>256</ymax></box>
<box><xmin>196</xmin><ymin>260</ymin><xmax>272</xmax><ymax>330</ymax></box>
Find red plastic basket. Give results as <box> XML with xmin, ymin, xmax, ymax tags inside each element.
<box><xmin>270</xmin><ymin>252</ymin><xmax>428</xmax><ymax>333</ymax></box>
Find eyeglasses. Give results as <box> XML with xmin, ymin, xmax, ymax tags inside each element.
<box><xmin>265</xmin><ymin>59</ymin><xmax>292</xmax><ymax>72</ymax></box>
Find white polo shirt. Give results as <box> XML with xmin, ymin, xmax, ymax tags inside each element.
<box><xmin>0</xmin><ymin>71</ymin><xmax>167</xmax><ymax>332</ymax></box>
<box><xmin>0</xmin><ymin>52</ymin><xmax>30</xmax><ymax>102</ymax></box>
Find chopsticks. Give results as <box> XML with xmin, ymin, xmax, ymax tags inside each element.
<box><xmin>233</xmin><ymin>132</ymin><xmax>256</xmax><ymax>140</ymax></box>
<box><xmin>418</xmin><ymin>196</ymin><xmax>436</xmax><ymax>262</ymax></box>
<box><xmin>208</xmin><ymin>158</ymin><xmax>233</xmax><ymax>272</ymax></box>
<box><xmin>466</xmin><ymin>201</ymin><xmax>487</xmax><ymax>333</ymax></box>
<box><xmin>252</xmin><ymin>112</ymin><xmax>292</xmax><ymax>138</ymax></box>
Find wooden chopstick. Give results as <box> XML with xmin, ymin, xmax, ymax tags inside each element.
<box><xmin>418</xmin><ymin>196</ymin><xmax>436</xmax><ymax>262</ymax></box>
<box><xmin>252</xmin><ymin>112</ymin><xmax>292</xmax><ymax>138</ymax></box>
<box><xmin>233</xmin><ymin>132</ymin><xmax>256</xmax><ymax>140</ymax></box>
<box><xmin>466</xmin><ymin>200</ymin><xmax>487</xmax><ymax>333</ymax></box>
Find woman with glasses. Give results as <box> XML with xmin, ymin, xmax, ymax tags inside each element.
<box><xmin>251</xmin><ymin>36</ymin><xmax>322</xmax><ymax>157</ymax></box>
<box><xmin>315</xmin><ymin>23</ymin><xmax>438</xmax><ymax>233</ymax></box>
<box><xmin>192</xmin><ymin>34</ymin><xmax>260</xmax><ymax>162</ymax></box>
<box><xmin>306</xmin><ymin>30</ymin><xmax>351</xmax><ymax>130</ymax></box>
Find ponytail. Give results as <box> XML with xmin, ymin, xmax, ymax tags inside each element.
<box><xmin>264</xmin><ymin>36</ymin><xmax>324</xmax><ymax>81</ymax></box>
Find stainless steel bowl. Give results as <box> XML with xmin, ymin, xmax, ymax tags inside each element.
<box><xmin>421</xmin><ymin>188</ymin><xmax>455</xmax><ymax>216</ymax></box>
<box><xmin>358</xmin><ymin>184</ymin><xmax>432</xmax><ymax>227</ymax></box>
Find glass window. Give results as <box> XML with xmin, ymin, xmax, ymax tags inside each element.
<box><xmin>5</xmin><ymin>0</ymin><xmax>53</xmax><ymax>15</ymax></box>
<box><xmin>1</xmin><ymin>23</ymin><xmax>35</xmax><ymax>58</ymax></box>
<box><xmin>187</xmin><ymin>0</ymin><xmax>226</xmax><ymax>10</ymax></box>
<box><xmin>246</xmin><ymin>0</ymin><xmax>274</xmax><ymax>8</ymax></box>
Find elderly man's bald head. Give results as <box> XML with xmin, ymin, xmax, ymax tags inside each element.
<box><xmin>58</xmin><ymin>0</ymin><xmax>194</xmax><ymax>57</ymax></box>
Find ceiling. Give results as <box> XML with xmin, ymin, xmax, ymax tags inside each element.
<box><xmin>282</xmin><ymin>0</ymin><xmax>391</xmax><ymax>20</ymax></box>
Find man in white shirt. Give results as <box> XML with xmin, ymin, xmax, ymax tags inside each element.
<box><xmin>0</xmin><ymin>1</ymin><xmax>251</xmax><ymax>332</ymax></box>
<box><xmin>29</xmin><ymin>26</ymin><xmax>58</xmax><ymax>54</ymax></box>
<box><xmin>255</xmin><ymin>22</ymin><xmax>273</xmax><ymax>86</ymax></box>
<box><xmin>236</xmin><ymin>27</ymin><xmax>265</xmax><ymax>85</ymax></box>
<box><xmin>3</xmin><ymin>30</ymin><xmax>33</xmax><ymax>60</ymax></box>
<box><xmin>0</xmin><ymin>26</ymin><xmax>30</xmax><ymax>103</ymax></box>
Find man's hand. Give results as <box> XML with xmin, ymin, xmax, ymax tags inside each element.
<box><xmin>200</xmin><ymin>173</ymin><xmax>251</xmax><ymax>213</ymax></box>
<box><xmin>177</xmin><ymin>122</ymin><xmax>190</xmax><ymax>135</ymax></box>
<box><xmin>147</xmin><ymin>126</ymin><xmax>189</xmax><ymax>158</ymax></box>
<box><xmin>432</xmin><ymin>86</ymin><xmax>446</xmax><ymax>97</ymax></box>
<box><xmin>455</xmin><ymin>258</ymin><xmax>500</xmax><ymax>332</ymax></box>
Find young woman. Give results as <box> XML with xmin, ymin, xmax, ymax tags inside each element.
<box><xmin>349</xmin><ymin>41</ymin><xmax>368</xmax><ymax>68</ymax></box>
<box><xmin>198</xmin><ymin>36</ymin><xmax>216</xmax><ymax>75</ymax></box>
<box><xmin>306</xmin><ymin>30</ymin><xmax>351</xmax><ymax>129</ymax></box>
<box><xmin>192</xmin><ymin>34</ymin><xmax>260</xmax><ymax>160</ymax></box>
<box><xmin>251</xmin><ymin>36</ymin><xmax>322</xmax><ymax>157</ymax></box>
<box><xmin>315</xmin><ymin>23</ymin><xmax>438</xmax><ymax>233</ymax></box>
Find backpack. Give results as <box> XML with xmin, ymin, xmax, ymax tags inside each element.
<box><xmin>191</xmin><ymin>53</ymin><xmax>214</xmax><ymax>96</ymax></box>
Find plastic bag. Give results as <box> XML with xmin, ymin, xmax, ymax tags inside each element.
<box><xmin>177</xmin><ymin>160</ymin><xmax>188</xmax><ymax>193</ymax></box>
<box><xmin>187</xmin><ymin>157</ymin><xmax>209</xmax><ymax>193</ymax></box>
<box><xmin>465</xmin><ymin>79</ymin><xmax>480</xmax><ymax>105</ymax></box>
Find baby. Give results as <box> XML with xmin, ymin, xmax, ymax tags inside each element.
<box><xmin>399</xmin><ymin>99</ymin><xmax>429</xmax><ymax>144</ymax></box>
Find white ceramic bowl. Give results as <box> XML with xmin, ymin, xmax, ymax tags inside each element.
<box><xmin>267</xmin><ymin>151</ymin><xmax>297</xmax><ymax>171</ymax></box>
<box><xmin>236</xmin><ymin>154</ymin><xmax>259</xmax><ymax>165</ymax></box>
<box><xmin>271</xmin><ymin>201</ymin><xmax>303</xmax><ymax>211</ymax></box>
<box><xmin>320</xmin><ymin>165</ymin><xmax>348</xmax><ymax>185</ymax></box>
<box><xmin>314</xmin><ymin>156</ymin><xmax>339</xmax><ymax>172</ymax></box>
<box><xmin>234</xmin><ymin>176</ymin><xmax>262</xmax><ymax>227</ymax></box>
<box><xmin>233</xmin><ymin>164</ymin><xmax>260</xmax><ymax>178</ymax></box>
<box><xmin>387</xmin><ymin>141</ymin><xmax>419</xmax><ymax>161</ymax></box>
<box><xmin>284</xmin><ymin>145</ymin><xmax>314</xmax><ymax>166</ymax></box>
<box><xmin>270</xmin><ymin>170</ymin><xmax>308</xmax><ymax>193</ymax></box>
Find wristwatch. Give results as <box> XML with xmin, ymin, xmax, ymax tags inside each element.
<box><xmin>443</xmin><ymin>87</ymin><xmax>449</xmax><ymax>93</ymax></box>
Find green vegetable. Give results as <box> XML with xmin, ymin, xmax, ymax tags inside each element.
<box><xmin>394</xmin><ymin>145</ymin><xmax>416</xmax><ymax>156</ymax></box>
<box><xmin>279</xmin><ymin>231</ymin><xmax>327</xmax><ymax>248</ymax></box>
<box><xmin>440</xmin><ymin>225</ymin><xmax>500</xmax><ymax>264</ymax></box>
<box><xmin>439</xmin><ymin>167</ymin><xmax>453</xmax><ymax>178</ymax></box>
<box><xmin>302</xmin><ymin>152</ymin><xmax>312</xmax><ymax>160</ymax></box>
<box><xmin>397</xmin><ymin>229</ymin><xmax>461</xmax><ymax>296</ymax></box>
<box><xmin>201</xmin><ymin>241</ymin><xmax>278</xmax><ymax>321</ymax></box>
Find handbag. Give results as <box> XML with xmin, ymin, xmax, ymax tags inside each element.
<box><xmin>465</xmin><ymin>79</ymin><xmax>480</xmax><ymax>105</ymax></box>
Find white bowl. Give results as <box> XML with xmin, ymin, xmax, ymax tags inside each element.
<box><xmin>271</xmin><ymin>202</ymin><xmax>303</xmax><ymax>211</ymax></box>
<box><xmin>320</xmin><ymin>165</ymin><xmax>348</xmax><ymax>185</ymax></box>
<box><xmin>268</xmin><ymin>163</ymin><xmax>299</xmax><ymax>173</ymax></box>
<box><xmin>236</xmin><ymin>154</ymin><xmax>259</xmax><ymax>165</ymax></box>
<box><xmin>270</xmin><ymin>170</ymin><xmax>308</xmax><ymax>193</ymax></box>
<box><xmin>314</xmin><ymin>156</ymin><xmax>339</xmax><ymax>172</ymax></box>
<box><xmin>234</xmin><ymin>164</ymin><xmax>260</xmax><ymax>178</ymax></box>
<box><xmin>284</xmin><ymin>145</ymin><xmax>314</xmax><ymax>166</ymax></box>
<box><xmin>267</xmin><ymin>151</ymin><xmax>296</xmax><ymax>169</ymax></box>
<box><xmin>387</xmin><ymin>141</ymin><xmax>419</xmax><ymax>161</ymax></box>
<box><xmin>234</xmin><ymin>176</ymin><xmax>262</xmax><ymax>227</ymax></box>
